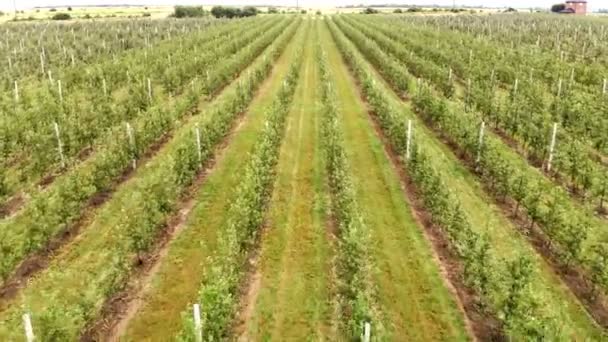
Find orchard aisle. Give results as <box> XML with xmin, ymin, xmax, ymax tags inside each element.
<box><xmin>235</xmin><ymin>18</ymin><xmax>336</xmax><ymax>340</ymax></box>
<box><xmin>118</xmin><ymin>21</ymin><xmax>306</xmax><ymax>341</ymax></box>
<box><xmin>319</xmin><ymin>20</ymin><xmax>470</xmax><ymax>341</ymax></box>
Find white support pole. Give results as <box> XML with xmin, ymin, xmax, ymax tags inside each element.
<box><xmin>195</xmin><ymin>124</ymin><xmax>202</xmax><ymax>166</ymax></box>
<box><xmin>14</xmin><ymin>80</ymin><xmax>19</xmax><ymax>103</ymax></box>
<box><xmin>193</xmin><ymin>303</ymin><xmax>202</xmax><ymax>342</ymax></box>
<box><xmin>603</xmin><ymin>78</ymin><xmax>607</xmax><ymax>95</ymax></box>
<box><xmin>476</xmin><ymin>121</ymin><xmax>486</xmax><ymax>164</ymax></box>
<box><xmin>448</xmin><ymin>68</ymin><xmax>453</xmax><ymax>83</ymax></box>
<box><xmin>547</xmin><ymin>123</ymin><xmax>558</xmax><ymax>172</ymax></box>
<box><xmin>363</xmin><ymin>322</ymin><xmax>371</xmax><ymax>342</ymax></box>
<box><xmin>48</xmin><ymin>70</ymin><xmax>53</xmax><ymax>84</ymax></box>
<box><xmin>102</xmin><ymin>78</ymin><xmax>107</xmax><ymax>97</ymax></box>
<box><xmin>557</xmin><ymin>78</ymin><xmax>562</xmax><ymax>97</ymax></box>
<box><xmin>125</xmin><ymin>123</ymin><xmax>136</xmax><ymax>169</ymax></box>
<box><xmin>58</xmin><ymin>80</ymin><xmax>63</xmax><ymax>104</ymax></box>
<box><xmin>53</xmin><ymin>122</ymin><xmax>66</xmax><ymax>168</ymax></box>
<box><xmin>22</xmin><ymin>313</ymin><xmax>35</xmax><ymax>342</ymax></box>
<box><xmin>7</xmin><ymin>56</ymin><xmax>12</xmax><ymax>71</ymax></box>
<box><xmin>513</xmin><ymin>78</ymin><xmax>519</xmax><ymax>96</ymax></box>
<box><xmin>406</xmin><ymin>119</ymin><xmax>413</xmax><ymax>161</ymax></box>
<box><xmin>40</xmin><ymin>52</ymin><xmax>45</xmax><ymax>75</ymax></box>
<box><xmin>147</xmin><ymin>78</ymin><xmax>152</xmax><ymax>103</ymax></box>
<box><xmin>569</xmin><ymin>67</ymin><xmax>575</xmax><ymax>85</ymax></box>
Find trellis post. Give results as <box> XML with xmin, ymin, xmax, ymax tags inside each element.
<box><xmin>406</xmin><ymin>119</ymin><xmax>413</xmax><ymax>161</ymax></box>
<box><xmin>476</xmin><ymin>121</ymin><xmax>486</xmax><ymax>164</ymax></box>
<box><xmin>193</xmin><ymin>303</ymin><xmax>202</xmax><ymax>342</ymax></box>
<box><xmin>22</xmin><ymin>313</ymin><xmax>35</xmax><ymax>342</ymax></box>
<box><xmin>547</xmin><ymin>123</ymin><xmax>558</xmax><ymax>172</ymax></box>
<box><xmin>53</xmin><ymin>122</ymin><xmax>66</xmax><ymax>168</ymax></box>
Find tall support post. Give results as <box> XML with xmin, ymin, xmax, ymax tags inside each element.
<box><xmin>406</xmin><ymin>119</ymin><xmax>413</xmax><ymax>161</ymax></box>
<box><xmin>476</xmin><ymin>121</ymin><xmax>486</xmax><ymax>164</ymax></box>
<box><xmin>195</xmin><ymin>124</ymin><xmax>202</xmax><ymax>167</ymax></box>
<box><xmin>58</xmin><ymin>80</ymin><xmax>63</xmax><ymax>104</ymax></box>
<box><xmin>193</xmin><ymin>303</ymin><xmax>202</xmax><ymax>342</ymax></box>
<box><xmin>147</xmin><ymin>78</ymin><xmax>152</xmax><ymax>103</ymax></box>
<box><xmin>363</xmin><ymin>322</ymin><xmax>371</xmax><ymax>342</ymax></box>
<box><xmin>557</xmin><ymin>78</ymin><xmax>563</xmax><ymax>97</ymax></box>
<box><xmin>14</xmin><ymin>80</ymin><xmax>19</xmax><ymax>103</ymax></box>
<box><xmin>22</xmin><ymin>313</ymin><xmax>35</xmax><ymax>342</ymax></box>
<box><xmin>547</xmin><ymin>123</ymin><xmax>558</xmax><ymax>172</ymax></box>
<box><xmin>53</xmin><ymin>122</ymin><xmax>66</xmax><ymax>168</ymax></box>
<box><xmin>126</xmin><ymin>122</ymin><xmax>136</xmax><ymax>169</ymax></box>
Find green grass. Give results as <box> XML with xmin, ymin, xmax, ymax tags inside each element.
<box><xmin>321</xmin><ymin>19</ymin><xmax>471</xmax><ymax>341</ymax></box>
<box><xmin>340</xmin><ymin>16</ymin><xmax>604</xmax><ymax>339</ymax></box>
<box><xmin>243</xmin><ymin>18</ymin><xmax>335</xmax><ymax>340</ymax></box>
<box><xmin>121</xmin><ymin>22</ymin><xmax>307</xmax><ymax>341</ymax></box>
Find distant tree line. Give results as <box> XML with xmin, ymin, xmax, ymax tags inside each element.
<box><xmin>173</xmin><ymin>6</ymin><xmax>206</xmax><ymax>18</ymax></box>
<box><xmin>210</xmin><ymin>6</ymin><xmax>258</xmax><ymax>18</ymax></box>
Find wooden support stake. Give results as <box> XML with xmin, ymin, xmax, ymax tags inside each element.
<box><xmin>603</xmin><ymin>79</ymin><xmax>607</xmax><ymax>95</ymax></box>
<box><xmin>14</xmin><ymin>80</ymin><xmax>19</xmax><ymax>103</ymax></box>
<box><xmin>53</xmin><ymin>122</ymin><xmax>66</xmax><ymax>168</ymax></box>
<box><xmin>363</xmin><ymin>322</ymin><xmax>371</xmax><ymax>342</ymax></box>
<box><xmin>193</xmin><ymin>303</ymin><xmax>202</xmax><ymax>342</ymax></box>
<box><xmin>40</xmin><ymin>52</ymin><xmax>45</xmax><ymax>75</ymax></box>
<box><xmin>147</xmin><ymin>78</ymin><xmax>152</xmax><ymax>103</ymax></box>
<box><xmin>406</xmin><ymin>119</ymin><xmax>413</xmax><ymax>161</ymax></box>
<box><xmin>547</xmin><ymin>123</ymin><xmax>558</xmax><ymax>172</ymax></box>
<box><xmin>22</xmin><ymin>313</ymin><xmax>35</xmax><ymax>342</ymax></box>
<box><xmin>58</xmin><ymin>80</ymin><xmax>63</xmax><ymax>104</ymax></box>
<box><xmin>195</xmin><ymin>124</ymin><xmax>202</xmax><ymax>166</ymax></box>
<box><xmin>476</xmin><ymin>121</ymin><xmax>485</xmax><ymax>164</ymax></box>
<box><xmin>126</xmin><ymin>123</ymin><xmax>136</xmax><ymax>169</ymax></box>
<box><xmin>102</xmin><ymin>78</ymin><xmax>107</xmax><ymax>97</ymax></box>
<box><xmin>557</xmin><ymin>78</ymin><xmax>562</xmax><ymax>97</ymax></box>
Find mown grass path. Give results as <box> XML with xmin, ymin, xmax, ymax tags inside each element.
<box><xmin>321</xmin><ymin>19</ymin><xmax>471</xmax><ymax>341</ymax></box>
<box><xmin>239</xmin><ymin>18</ymin><xmax>336</xmax><ymax>340</ymax></box>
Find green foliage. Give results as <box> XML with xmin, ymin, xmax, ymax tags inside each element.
<box><xmin>173</xmin><ymin>6</ymin><xmax>205</xmax><ymax>18</ymax></box>
<box><xmin>551</xmin><ymin>3</ymin><xmax>566</xmax><ymax>12</ymax></box>
<box><xmin>393</xmin><ymin>8</ymin><xmax>403</xmax><ymax>13</ymax></box>
<box><xmin>363</xmin><ymin>7</ymin><xmax>378</xmax><ymax>14</ymax></box>
<box><xmin>318</xmin><ymin>44</ymin><xmax>383</xmax><ymax>338</ymax></box>
<box><xmin>210</xmin><ymin>6</ymin><xmax>257</xmax><ymax>19</ymax></box>
<box><xmin>268</xmin><ymin>7</ymin><xmax>278</xmax><ymax>14</ymax></box>
<box><xmin>0</xmin><ymin>17</ymin><xmax>294</xmax><ymax>283</ymax></box>
<box><xmin>178</xmin><ymin>28</ymin><xmax>302</xmax><ymax>340</ymax></box>
<box><xmin>327</xmin><ymin>16</ymin><xmax>558</xmax><ymax>339</ymax></box>
<box><xmin>51</xmin><ymin>13</ymin><xmax>71</xmax><ymax>20</ymax></box>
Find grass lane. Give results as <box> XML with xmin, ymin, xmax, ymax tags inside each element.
<box><xmin>121</xmin><ymin>21</ymin><xmax>307</xmax><ymax>341</ymax></box>
<box><xmin>241</xmin><ymin>18</ymin><xmax>335</xmax><ymax>340</ymax></box>
<box><xmin>321</xmin><ymin>19</ymin><xmax>470</xmax><ymax>341</ymax></box>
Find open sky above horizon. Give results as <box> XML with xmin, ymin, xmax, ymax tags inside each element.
<box><xmin>0</xmin><ymin>0</ymin><xmax>602</xmax><ymax>11</ymax></box>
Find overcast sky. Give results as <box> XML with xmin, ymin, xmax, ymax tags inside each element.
<box><xmin>0</xmin><ymin>0</ymin><xmax>602</xmax><ymax>11</ymax></box>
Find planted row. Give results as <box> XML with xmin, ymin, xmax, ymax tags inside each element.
<box><xmin>350</xmin><ymin>16</ymin><xmax>608</xmax><ymax>208</ymax></box>
<box><xmin>317</xmin><ymin>41</ymin><xmax>381</xmax><ymax>338</ymax></box>
<box><xmin>0</xmin><ymin>17</ymin><xmax>295</xmax><ymax>282</ymax></box>
<box><xmin>0</xmin><ymin>17</ymin><xmax>300</xmax><ymax>341</ymax></box>
<box><xmin>179</xmin><ymin>27</ymin><xmax>304</xmax><ymax>341</ymax></box>
<box><xmin>329</xmin><ymin>17</ymin><xmax>562</xmax><ymax>339</ymax></box>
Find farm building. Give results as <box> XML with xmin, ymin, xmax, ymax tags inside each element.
<box><xmin>564</xmin><ymin>0</ymin><xmax>587</xmax><ymax>14</ymax></box>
